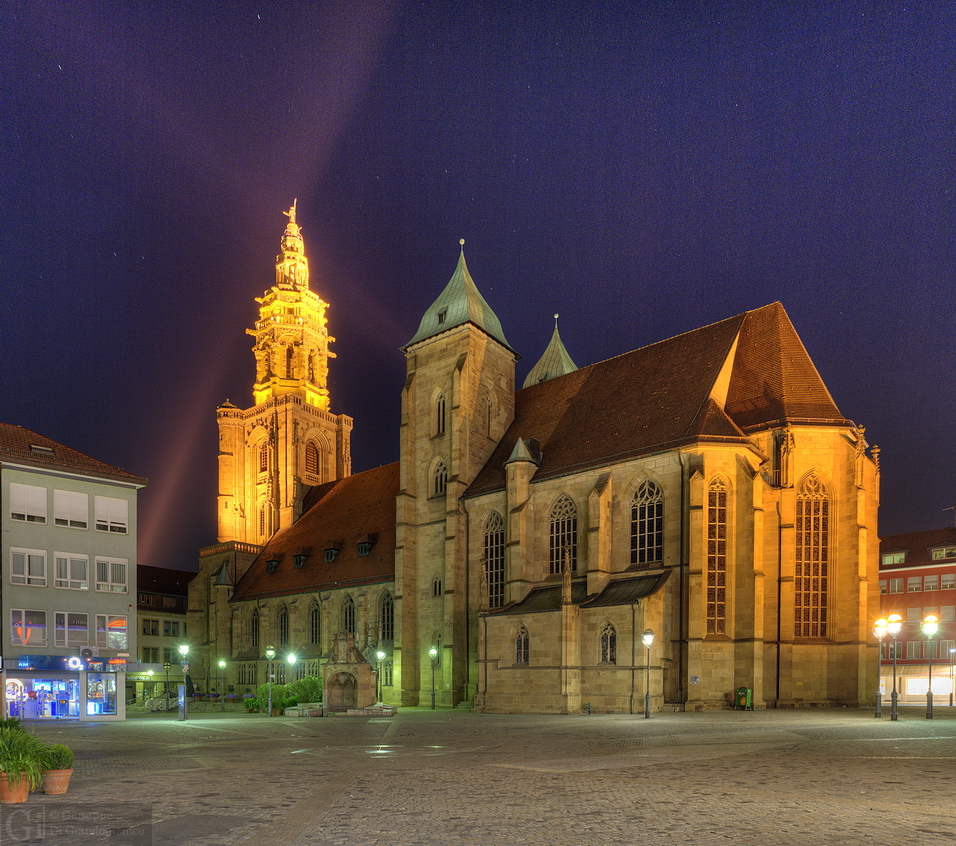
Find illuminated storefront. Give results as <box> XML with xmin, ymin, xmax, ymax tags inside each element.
<box><xmin>3</xmin><ymin>655</ymin><xmax>127</xmax><ymax>721</ymax></box>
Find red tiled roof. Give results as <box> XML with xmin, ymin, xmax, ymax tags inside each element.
<box><xmin>880</xmin><ymin>527</ymin><xmax>956</xmax><ymax>568</ymax></box>
<box><xmin>467</xmin><ymin>303</ymin><xmax>849</xmax><ymax>498</ymax></box>
<box><xmin>0</xmin><ymin>423</ymin><xmax>147</xmax><ymax>484</ymax></box>
<box><xmin>231</xmin><ymin>463</ymin><xmax>399</xmax><ymax>601</ymax></box>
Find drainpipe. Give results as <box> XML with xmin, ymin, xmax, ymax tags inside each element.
<box><xmin>677</xmin><ymin>452</ymin><xmax>688</xmax><ymax>711</ymax></box>
<box><xmin>630</xmin><ymin>602</ymin><xmax>636</xmax><ymax>714</ymax></box>
<box><xmin>775</xmin><ymin>501</ymin><xmax>783</xmax><ymax>707</ymax></box>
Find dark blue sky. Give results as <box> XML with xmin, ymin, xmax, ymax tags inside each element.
<box><xmin>2</xmin><ymin>1</ymin><xmax>954</xmax><ymax>569</ymax></box>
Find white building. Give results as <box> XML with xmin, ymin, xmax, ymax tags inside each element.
<box><xmin>0</xmin><ymin>423</ymin><xmax>146</xmax><ymax>720</ymax></box>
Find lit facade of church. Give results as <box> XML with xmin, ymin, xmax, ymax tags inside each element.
<box><xmin>188</xmin><ymin>208</ymin><xmax>881</xmax><ymax>712</ymax></box>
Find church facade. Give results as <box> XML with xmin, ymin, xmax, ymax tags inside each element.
<box><xmin>188</xmin><ymin>208</ymin><xmax>881</xmax><ymax>712</ymax></box>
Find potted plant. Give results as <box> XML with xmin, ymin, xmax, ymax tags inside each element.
<box><xmin>0</xmin><ymin>726</ymin><xmax>45</xmax><ymax>803</ymax></box>
<box><xmin>39</xmin><ymin>744</ymin><xmax>74</xmax><ymax>795</ymax></box>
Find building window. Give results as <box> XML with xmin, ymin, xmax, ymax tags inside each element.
<box><xmin>251</xmin><ymin>608</ymin><xmax>260</xmax><ymax>648</ymax></box>
<box><xmin>142</xmin><ymin>646</ymin><xmax>159</xmax><ymax>663</ymax></box>
<box><xmin>383</xmin><ymin>660</ymin><xmax>393</xmax><ymax>686</ymax></box>
<box><xmin>305</xmin><ymin>442</ymin><xmax>319</xmax><ymax>479</ymax></box>
<box><xmin>907</xmin><ymin>577</ymin><xmax>922</xmax><ymax>592</ymax></box>
<box><xmin>309</xmin><ymin>601</ymin><xmax>320</xmax><ymax>645</ymax></box>
<box><xmin>889</xmin><ymin>578</ymin><xmax>904</xmax><ymax>593</ymax></box>
<box><xmin>276</xmin><ymin>663</ymin><xmax>287</xmax><ymax>685</ymax></box>
<box><xmin>433</xmin><ymin>576</ymin><xmax>443</xmax><ymax>597</ymax></box>
<box><xmin>11</xmin><ymin>549</ymin><xmax>46</xmax><ymax>587</ymax></box>
<box><xmin>95</xmin><ymin>614</ymin><xmax>128</xmax><ymax>650</ymax></box>
<box><xmin>277</xmin><ymin>605</ymin><xmax>289</xmax><ymax>646</ymax></box>
<box><xmin>549</xmin><ymin>495</ymin><xmax>577</xmax><ymax>575</ymax></box>
<box><xmin>285</xmin><ymin>345</ymin><xmax>294</xmax><ymax>379</ymax></box>
<box><xmin>924</xmin><ymin>641</ymin><xmax>939</xmax><ymax>659</ymax></box>
<box><xmin>906</xmin><ymin>641</ymin><xmax>920</xmax><ymax>659</ymax></box>
<box><xmin>53</xmin><ymin>490</ymin><xmax>88</xmax><ymax>528</ymax></box>
<box><xmin>631</xmin><ymin>480</ymin><xmax>663</xmax><ymax>567</ymax></box>
<box><xmin>436</xmin><ymin>393</ymin><xmax>446</xmax><ymax>435</ymax></box>
<box><xmin>54</xmin><ymin>555</ymin><xmax>89</xmax><ymax>591</ymax></box>
<box><xmin>259</xmin><ymin>442</ymin><xmax>269</xmax><ymax>472</ymax></box>
<box><xmin>879</xmin><ymin>580</ymin><xmax>887</xmax><ymax>594</ymax></box>
<box><xmin>142</xmin><ymin>618</ymin><xmax>159</xmax><ymax>636</ymax></box>
<box><xmin>433</xmin><ymin>461</ymin><xmax>448</xmax><ymax>496</ymax></box>
<box><xmin>163</xmin><ymin>621</ymin><xmax>180</xmax><ymax>637</ymax></box>
<box><xmin>94</xmin><ymin>496</ymin><xmax>128</xmax><ymax>534</ymax></box>
<box><xmin>932</xmin><ymin>547</ymin><xmax>956</xmax><ymax>560</ymax></box>
<box><xmin>380</xmin><ymin>592</ymin><xmax>394</xmax><ymax>643</ymax></box>
<box><xmin>882</xmin><ymin>551</ymin><xmax>906</xmax><ymax>565</ymax></box>
<box><xmin>941</xmin><ymin>639</ymin><xmax>955</xmax><ymax>658</ymax></box>
<box><xmin>925</xmin><ymin>575</ymin><xmax>939</xmax><ymax>591</ymax></box>
<box><xmin>10</xmin><ymin>483</ymin><xmax>46</xmax><ymax>524</ymax></box>
<box><xmin>11</xmin><ymin>610</ymin><xmax>46</xmax><ymax>646</ymax></box>
<box><xmin>96</xmin><ymin>558</ymin><xmax>128</xmax><ymax>593</ymax></box>
<box><xmin>941</xmin><ymin>606</ymin><xmax>955</xmax><ymax>622</ymax></box>
<box><xmin>907</xmin><ymin>607</ymin><xmax>921</xmax><ymax>624</ymax></box>
<box><xmin>706</xmin><ymin>479</ymin><xmax>728</xmax><ymax>635</ymax></box>
<box><xmin>795</xmin><ymin>474</ymin><xmax>828</xmax><ymax>639</ymax></box>
<box><xmin>54</xmin><ymin>612</ymin><xmax>88</xmax><ymax>648</ymax></box>
<box><xmin>601</xmin><ymin>623</ymin><xmax>616</xmax><ymax>664</ymax></box>
<box><xmin>942</xmin><ymin>573</ymin><xmax>955</xmax><ymax>590</ymax></box>
<box><xmin>515</xmin><ymin>625</ymin><xmax>529</xmax><ymax>664</ymax></box>
<box><xmin>484</xmin><ymin>511</ymin><xmax>505</xmax><ymax>609</ymax></box>
<box><xmin>342</xmin><ymin>596</ymin><xmax>355</xmax><ymax>635</ymax></box>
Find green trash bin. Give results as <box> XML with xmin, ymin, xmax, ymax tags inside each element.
<box><xmin>735</xmin><ymin>687</ymin><xmax>753</xmax><ymax>710</ymax></box>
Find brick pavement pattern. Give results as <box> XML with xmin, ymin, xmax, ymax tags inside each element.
<box><xmin>4</xmin><ymin>707</ymin><xmax>955</xmax><ymax>846</ymax></box>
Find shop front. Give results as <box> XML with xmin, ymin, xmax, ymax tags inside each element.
<box><xmin>3</xmin><ymin>655</ymin><xmax>127</xmax><ymax>721</ymax></box>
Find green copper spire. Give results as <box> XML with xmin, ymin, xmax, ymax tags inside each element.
<box><xmin>404</xmin><ymin>240</ymin><xmax>512</xmax><ymax>350</ymax></box>
<box><xmin>522</xmin><ymin>315</ymin><xmax>577</xmax><ymax>388</ymax></box>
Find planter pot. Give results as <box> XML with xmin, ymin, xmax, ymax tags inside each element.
<box><xmin>0</xmin><ymin>773</ymin><xmax>31</xmax><ymax>804</ymax></box>
<box><xmin>41</xmin><ymin>769</ymin><xmax>73</xmax><ymax>795</ymax></box>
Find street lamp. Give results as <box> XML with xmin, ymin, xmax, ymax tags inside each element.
<box><xmin>873</xmin><ymin>619</ymin><xmax>888</xmax><ymax>718</ymax></box>
<box><xmin>163</xmin><ymin>662</ymin><xmax>171</xmax><ymax>711</ymax></box>
<box><xmin>429</xmin><ymin>647</ymin><xmax>438</xmax><ymax>710</ymax></box>
<box><xmin>146</xmin><ymin>669</ymin><xmax>154</xmax><ymax>703</ymax></box>
<box><xmin>641</xmin><ymin>629</ymin><xmax>655</xmax><ymax>719</ymax></box>
<box><xmin>218</xmin><ymin>660</ymin><xmax>226</xmax><ymax>712</ymax></box>
<box><xmin>376</xmin><ymin>650</ymin><xmax>385</xmax><ymax>704</ymax></box>
<box><xmin>887</xmin><ymin>613</ymin><xmax>903</xmax><ymax>721</ymax></box>
<box><xmin>287</xmin><ymin>652</ymin><xmax>297</xmax><ymax>683</ymax></box>
<box><xmin>265</xmin><ymin>646</ymin><xmax>276</xmax><ymax>716</ymax></box>
<box><xmin>921</xmin><ymin>614</ymin><xmax>939</xmax><ymax>719</ymax></box>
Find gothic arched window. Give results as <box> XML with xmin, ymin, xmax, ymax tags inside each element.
<box><xmin>285</xmin><ymin>345</ymin><xmax>294</xmax><ymax>379</ymax></box>
<box><xmin>277</xmin><ymin>604</ymin><xmax>289</xmax><ymax>646</ymax></box>
<box><xmin>251</xmin><ymin>608</ymin><xmax>260</xmax><ymax>649</ymax></box>
<box><xmin>309</xmin><ymin>601</ymin><xmax>320</xmax><ymax>645</ymax></box>
<box><xmin>342</xmin><ymin>595</ymin><xmax>355</xmax><ymax>635</ymax></box>
<box><xmin>305</xmin><ymin>442</ymin><xmax>319</xmax><ymax>478</ymax></box>
<box><xmin>258</xmin><ymin>441</ymin><xmax>269</xmax><ymax>472</ymax></box>
<box><xmin>436</xmin><ymin>393</ymin><xmax>446</xmax><ymax>435</ymax></box>
<box><xmin>380</xmin><ymin>591</ymin><xmax>394</xmax><ymax>643</ymax></box>
<box><xmin>706</xmin><ymin>478</ymin><xmax>728</xmax><ymax>635</ymax></box>
<box><xmin>601</xmin><ymin>622</ymin><xmax>617</xmax><ymax>664</ymax></box>
<box><xmin>515</xmin><ymin>625</ymin><xmax>529</xmax><ymax>664</ymax></box>
<box><xmin>549</xmin><ymin>495</ymin><xmax>577</xmax><ymax>575</ymax></box>
<box><xmin>484</xmin><ymin>511</ymin><xmax>505</xmax><ymax>608</ymax></box>
<box><xmin>631</xmin><ymin>480</ymin><xmax>663</xmax><ymax>567</ymax></box>
<box><xmin>434</xmin><ymin>460</ymin><xmax>448</xmax><ymax>496</ymax></box>
<box><xmin>795</xmin><ymin>474</ymin><xmax>830</xmax><ymax>639</ymax></box>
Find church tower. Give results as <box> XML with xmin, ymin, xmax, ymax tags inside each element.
<box><xmin>395</xmin><ymin>242</ymin><xmax>517</xmax><ymax>706</ymax></box>
<box><xmin>216</xmin><ymin>203</ymin><xmax>353</xmax><ymax>544</ymax></box>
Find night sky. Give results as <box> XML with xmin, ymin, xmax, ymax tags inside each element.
<box><xmin>3</xmin><ymin>2</ymin><xmax>955</xmax><ymax>571</ymax></box>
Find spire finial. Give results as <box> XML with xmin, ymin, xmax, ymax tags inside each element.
<box><xmin>284</xmin><ymin>199</ymin><xmax>298</xmax><ymax>225</ymax></box>
<box><xmin>459</xmin><ymin>238</ymin><xmax>465</xmax><ymax>250</ymax></box>
<box><xmin>554</xmin><ymin>313</ymin><xmax>559</xmax><ymax>328</ymax></box>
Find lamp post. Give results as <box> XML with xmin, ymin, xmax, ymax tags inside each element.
<box><xmin>887</xmin><ymin>613</ymin><xmax>903</xmax><ymax>721</ymax></box>
<box><xmin>950</xmin><ymin>647</ymin><xmax>955</xmax><ymax>708</ymax></box>
<box><xmin>265</xmin><ymin>645</ymin><xmax>276</xmax><ymax>716</ymax></box>
<box><xmin>287</xmin><ymin>652</ymin><xmax>297</xmax><ymax>683</ymax></box>
<box><xmin>921</xmin><ymin>614</ymin><xmax>939</xmax><ymax>719</ymax></box>
<box><xmin>163</xmin><ymin>662</ymin><xmax>171</xmax><ymax>711</ymax></box>
<box><xmin>177</xmin><ymin>643</ymin><xmax>190</xmax><ymax>721</ymax></box>
<box><xmin>218</xmin><ymin>660</ymin><xmax>226</xmax><ymax>712</ymax></box>
<box><xmin>376</xmin><ymin>650</ymin><xmax>385</xmax><ymax>704</ymax></box>
<box><xmin>641</xmin><ymin>628</ymin><xmax>655</xmax><ymax>719</ymax></box>
<box><xmin>146</xmin><ymin>669</ymin><xmax>154</xmax><ymax>703</ymax></box>
<box><xmin>873</xmin><ymin>619</ymin><xmax>888</xmax><ymax>718</ymax></box>
<box><xmin>429</xmin><ymin>647</ymin><xmax>438</xmax><ymax>710</ymax></box>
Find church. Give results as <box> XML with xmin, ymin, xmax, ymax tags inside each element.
<box><xmin>188</xmin><ymin>206</ymin><xmax>881</xmax><ymax>713</ymax></box>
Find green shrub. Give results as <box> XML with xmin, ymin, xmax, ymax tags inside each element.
<box><xmin>0</xmin><ymin>717</ymin><xmax>24</xmax><ymax>732</ymax></box>
<box><xmin>41</xmin><ymin>744</ymin><xmax>74</xmax><ymax>770</ymax></box>
<box><xmin>0</xmin><ymin>727</ymin><xmax>45</xmax><ymax>788</ymax></box>
<box><xmin>288</xmin><ymin>675</ymin><xmax>323</xmax><ymax>704</ymax></box>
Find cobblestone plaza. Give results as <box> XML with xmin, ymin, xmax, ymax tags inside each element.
<box><xmin>9</xmin><ymin>707</ymin><xmax>956</xmax><ymax>845</ymax></box>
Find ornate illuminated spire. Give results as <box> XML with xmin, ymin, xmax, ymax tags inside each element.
<box><xmin>247</xmin><ymin>203</ymin><xmax>335</xmax><ymax>408</ymax></box>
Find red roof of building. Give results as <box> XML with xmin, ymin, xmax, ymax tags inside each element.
<box><xmin>230</xmin><ymin>462</ymin><xmax>399</xmax><ymax>601</ymax></box>
<box><xmin>467</xmin><ymin>302</ymin><xmax>849</xmax><ymax>497</ymax></box>
<box><xmin>880</xmin><ymin>527</ymin><xmax>956</xmax><ymax>569</ymax></box>
<box><xmin>0</xmin><ymin>423</ymin><xmax>147</xmax><ymax>484</ymax></box>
